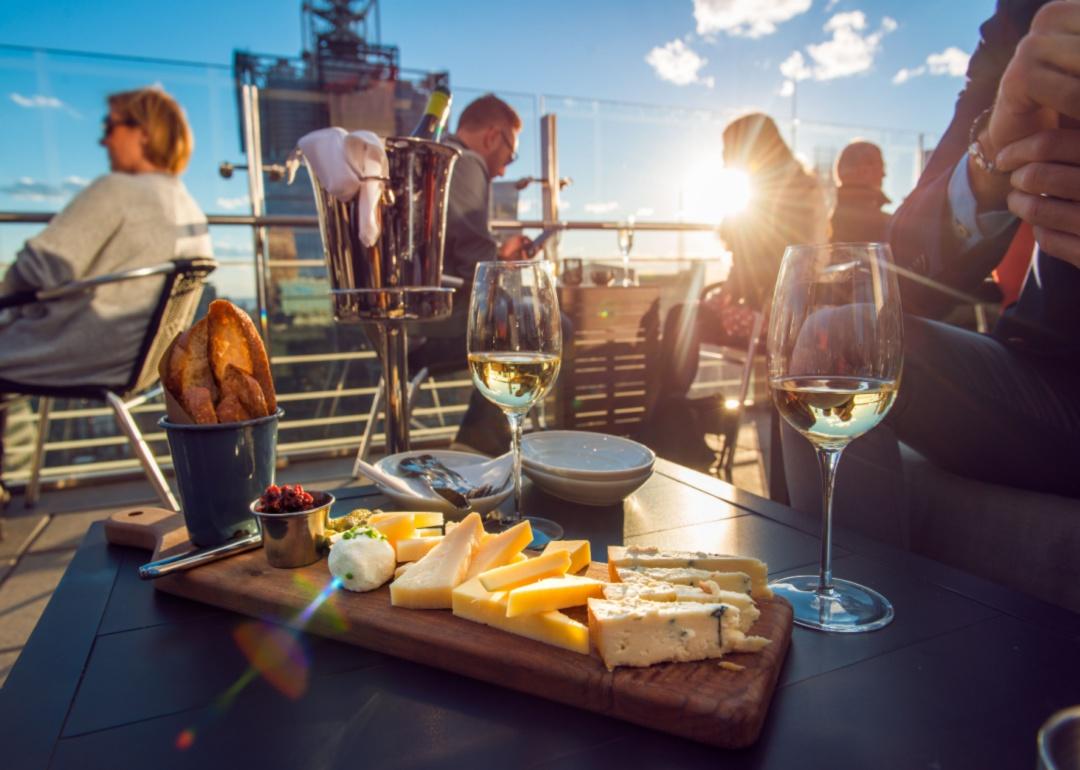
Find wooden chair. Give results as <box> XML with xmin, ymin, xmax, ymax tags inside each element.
<box><xmin>0</xmin><ymin>257</ymin><xmax>217</xmax><ymax>509</ymax></box>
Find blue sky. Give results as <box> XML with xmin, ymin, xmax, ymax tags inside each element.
<box><xmin>0</xmin><ymin>0</ymin><xmax>995</xmax><ymax>294</ymax></box>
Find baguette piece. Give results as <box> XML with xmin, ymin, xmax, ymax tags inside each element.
<box><xmin>207</xmin><ymin>300</ymin><xmax>276</xmax><ymax>414</ymax></box>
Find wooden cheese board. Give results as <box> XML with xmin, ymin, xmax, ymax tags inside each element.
<box><xmin>104</xmin><ymin>506</ymin><xmax>793</xmax><ymax>749</ymax></box>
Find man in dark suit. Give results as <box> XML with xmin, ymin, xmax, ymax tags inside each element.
<box><xmin>783</xmin><ymin>0</ymin><xmax>1080</xmax><ymax>532</ymax></box>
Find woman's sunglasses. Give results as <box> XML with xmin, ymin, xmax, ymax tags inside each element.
<box><xmin>102</xmin><ymin>116</ymin><xmax>139</xmax><ymax>137</ymax></box>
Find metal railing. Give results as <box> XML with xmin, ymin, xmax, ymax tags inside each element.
<box><xmin>0</xmin><ymin>211</ymin><xmax>741</xmax><ymax>490</ymax></box>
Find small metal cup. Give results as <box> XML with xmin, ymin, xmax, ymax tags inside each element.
<box><xmin>250</xmin><ymin>491</ymin><xmax>334</xmax><ymax>569</ymax></box>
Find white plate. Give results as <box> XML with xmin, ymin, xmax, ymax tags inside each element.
<box><xmin>371</xmin><ymin>450</ymin><xmax>512</xmax><ymax>516</ymax></box>
<box><xmin>523</xmin><ymin>462</ymin><xmax>652</xmax><ymax>506</ymax></box>
<box><xmin>521</xmin><ymin>430</ymin><xmax>655</xmax><ymax>481</ymax></box>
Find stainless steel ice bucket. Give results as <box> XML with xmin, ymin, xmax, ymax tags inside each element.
<box><xmin>305</xmin><ymin>136</ymin><xmax>460</xmax><ymax>322</ymax></box>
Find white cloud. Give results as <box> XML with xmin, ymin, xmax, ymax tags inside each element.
<box><xmin>635</xmin><ymin>207</ymin><xmax>655</xmax><ymax>217</ymax></box>
<box><xmin>694</xmin><ymin>0</ymin><xmax>812</xmax><ymax>38</ymax></box>
<box><xmin>780</xmin><ymin>11</ymin><xmax>897</xmax><ymax>86</ymax></box>
<box><xmin>779</xmin><ymin>79</ymin><xmax>796</xmax><ymax>97</ymax></box>
<box><xmin>10</xmin><ymin>92</ymin><xmax>81</xmax><ymax>118</ymax></box>
<box><xmin>0</xmin><ymin>176</ymin><xmax>88</xmax><ymax>202</ymax></box>
<box><xmin>927</xmin><ymin>46</ymin><xmax>969</xmax><ymax>76</ymax></box>
<box><xmin>893</xmin><ymin>45</ymin><xmax>970</xmax><ymax>84</ymax></box>
<box><xmin>645</xmin><ymin>39</ymin><xmax>715</xmax><ymax>88</ymax></box>
<box><xmin>215</xmin><ymin>196</ymin><xmax>251</xmax><ymax>211</ymax></box>
<box><xmin>10</xmin><ymin>92</ymin><xmax>63</xmax><ymax>109</ymax></box>
<box><xmin>584</xmin><ymin>201</ymin><xmax>620</xmax><ymax>215</ymax></box>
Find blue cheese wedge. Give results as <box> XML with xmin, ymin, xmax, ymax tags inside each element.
<box><xmin>607</xmin><ymin>545</ymin><xmax>772</xmax><ymax>599</ymax></box>
<box><xmin>587</xmin><ymin>598</ymin><xmax>767</xmax><ymax>670</ymax></box>
<box><xmin>616</xmin><ymin>566</ymin><xmax>752</xmax><ymax>596</ymax></box>
<box><xmin>602</xmin><ymin>579</ymin><xmax>760</xmax><ymax>632</ymax></box>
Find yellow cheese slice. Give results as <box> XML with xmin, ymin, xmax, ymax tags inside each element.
<box><xmin>416</xmin><ymin>527</ymin><xmax>443</xmax><ymax>538</ymax></box>
<box><xmin>464</xmin><ymin>520</ymin><xmax>533</xmax><ymax>580</ymax></box>
<box><xmin>509</xmin><ymin>552</ymin><xmax>528</xmax><ymax>564</ymax></box>
<box><xmin>393</xmin><ymin>563</ymin><xmax>412</xmax><ymax>580</ymax></box>
<box><xmin>541</xmin><ymin>539</ymin><xmax>591</xmax><ymax>573</ymax></box>
<box><xmin>369</xmin><ymin>513</ymin><xmax>417</xmax><ymax>549</ymax></box>
<box><xmin>478</xmin><ymin>549</ymin><xmax>571</xmax><ymax>592</ymax></box>
<box><xmin>451</xmin><ymin>576</ymin><xmax>589</xmax><ymax>655</ymax></box>
<box><xmin>395</xmin><ymin>536</ymin><xmax>443</xmax><ymax>563</ymax></box>
<box><xmin>390</xmin><ymin>512</ymin><xmax>483</xmax><ymax>609</ymax></box>
<box><xmin>505</xmin><ymin>575</ymin><xmax>605</xmax><ymax>617</ymax></box>
<box><xmin>370</xmin><ymin>511</ymin><xmax>444</xmax><ymax>528</ymax></box>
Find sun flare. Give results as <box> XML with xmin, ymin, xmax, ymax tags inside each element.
<box><xmin>680</xmin><ymin>165</ymin><xmax>753</xmax><ymax>224</ymax></box>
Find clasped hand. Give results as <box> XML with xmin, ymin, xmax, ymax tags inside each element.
<box><xmin>989</xmin><ymin>0</ymin><xmax>1080</xmax><ymax>266</ymax></box>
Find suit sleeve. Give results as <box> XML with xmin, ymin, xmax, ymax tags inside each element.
<box><xmin>888</xmin><ymin>3</ymin><xmax>1025</xmax><ymax>317</ymax></box>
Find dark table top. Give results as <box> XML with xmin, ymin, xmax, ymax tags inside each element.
<box><xmin>3</xmin><ymin>459</ymin><xmax>1079</xmax><ymax>770</ymax></box>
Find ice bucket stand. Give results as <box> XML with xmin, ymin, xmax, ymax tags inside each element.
<box><xmin>303</xmin><ymin>136</ymin><xmax>460</xmax><ymax>455</ymax></box>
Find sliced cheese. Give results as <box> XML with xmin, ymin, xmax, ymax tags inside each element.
<box><xmin>393</xmin><ymin>563</ymin><xmax>412</xmax><ymax>580</ymax></box>
<box><xmin>617</xmin><ymin>566</ymin><xmax>752</xmax><ymax>596</ymax></box>
<box><xmin>608</xmin><ymin>545</ymin><xmax>772</xmax><ymax>599</ymax></box>
<box><xmin>463</xmin><ymin>520</ymin><xmax>533</xmax><ymax>580</ymax></box>
<box><xmin>389</xmin><ymin>512</ymin><xmax>483</xmax><ymax>609</ymax></box>
<box><xmin>416</xmin><ymin>527</ymin><xmax>443</xmax><ymax>538</ymax></box>
<box><xmin>370</xmin><ymin>511</ymin><xmax>444</xmax><ymax>529</ymax></box>
<box><xmin>505</xmin><ymin>575</ymin><xmax>605</xmax><ymax>617</ymax></box>
<box><xmin>541</xmin><ymin>540</ymin><xmax>591</xmax><ymax>573</ymax></box>
<box><xmin>509</xmin><ymin>552</ymin><xmax>528</xmax><ymax>565</ymax></box>
<box><xmin>369</xmin><ymin>513</ymin><xmax>417</xmax><ymax>550</ymax></box>
<box><xmin>587</xmin><ymin>598</ymin><xmax>746</xmax><ymax>671</ymax></box>
<box><xmin>602</xmin><ymin>580</ymin><xmax>760</xmax><ymax>632</ymax></box>
<box><xmin>451</xmin><ymin>576</ymin><xmax>589</xmax><ymax>655</ymax></box>
<box><xmin>478</xmin><ymin>549</ymin><xmax>571</xmax><ymax>592</ymax></box>
<box><xmin>395</xmin><ymin>536</ymin><xmax>443</xmax><ymax>563</ymax></box>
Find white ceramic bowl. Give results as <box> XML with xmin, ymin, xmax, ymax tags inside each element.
<box><xmin>372</xmin><ymin>450</ymin><xmax>512</xmax><ymax>516</ymax></box>
<box><xmin>523</xmin><ymin>462</ymin><xmax>652</xmax><ymax>506</ymax></box>
<box><xmin>521</xmin><ymin>430</ymin><xmax>656</xmax><ymax>481</ymax></box>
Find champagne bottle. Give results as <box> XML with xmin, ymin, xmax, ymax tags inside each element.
<box><xmin>410</xmin><ymin>85</ymin><xmax>452</xmax><ymax>141</ymax></box>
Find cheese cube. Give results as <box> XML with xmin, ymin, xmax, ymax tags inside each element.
<box><xmin>369</xmin><ymin>513</ymin><xmax>416</xmax><ymax>549</ymax></box>
<box><xmin>587</xmin><ymin>598</ymin><xmax>743</xmax><ymax>670</ymax></box>
<box><xmin>390</xmin><ymin>512</ymin><xmax>483</xmax><ymax>609</ymax></box>
<box><xmin>541</xmin><ymin>540</ymin><xmax>591</xmax><ymax>573</ymax></box>
<box><xmin>505</xmin><ymin>575</ymin><xmax>605</xmax><ymax>617</ymax></box>
<box><xmin>370</xmin><ymin>511</ymin><xmax>444</xmax><ymax>529</ymax></box>
<box><xmin>464</xmin><ymin>520</ymin><xmax>533</xmax><ymax>580</ymax></box>
<box><xmin>451</xmin><ymin>577</ymin><xmax>589</xmax><ymax>655</ymax></box>
<box><xmin>395</xmin><ymin>536</ymin><xmax>443</xmax><ymax>563</ymax></box>
<box><xmin>608</xmin><ymin>545</ymin><xmax>772</xmax><ymax>599</ymax></box>
<box><xmin>416</xmin><ymin>527</ymin><xmax>443</xmax><ymax>537</ymax></box>
<box><xmin>478</xmin><ymin>549</ymin><xmax>571</xmax><ymax>592</ymax></box>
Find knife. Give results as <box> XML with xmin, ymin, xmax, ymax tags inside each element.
<box><xmin>139</xmin><ymin>531</ymin><xmax>263</xmax><ymax>580</ymax></box>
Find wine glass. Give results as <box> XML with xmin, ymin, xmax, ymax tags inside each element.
<box><xmin>767</xmin><ymin>242</ymin><xmax>903</xmax><ymax>632</ymax></box>
<box><xmin>467</xmin><ymin>260</ymin><xmax>564</xmax><ymax>543</ymax></box>
<box><xmin>617</xmin><ymin>218</ymin><xmax>635</xmax><ymax>286</ymax></box>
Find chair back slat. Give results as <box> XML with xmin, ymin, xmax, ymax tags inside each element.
<box><xmin>123</xmin><ymin>257</ymin><xmax>217</xmax><ymax>397</ymax></box>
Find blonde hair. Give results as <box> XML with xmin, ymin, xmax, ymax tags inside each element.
<box><xmin>722</xmin><ymin>112</ymin><xmax>796</xmax><ymax>174</ymax></box>
<box><xmin>108</xmin><ymin>87</ymin><xmax>193</xmax><ymax>174</ymax></box>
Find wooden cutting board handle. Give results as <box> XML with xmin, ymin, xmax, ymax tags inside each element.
<box><xmin>105</xmin><ymin>507</ymin><xmax>192</xmax><ymax>560</ymax></box>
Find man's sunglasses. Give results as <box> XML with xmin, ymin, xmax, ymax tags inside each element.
<box><xmin>102</xmin><ymin>116</ymin><xmax>139</xmax><ymax>137</ymax></box>
<box><xmin>499</xmin><ymin>130</ymin><xmax>519</xmax><ymax>164</ymax></box>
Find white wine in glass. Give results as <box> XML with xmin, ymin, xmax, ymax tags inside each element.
<box><xmin>767</xmin><ymin>242</ymin><xmax>903</xmax><ymax>633</ymax></box>
<box><xmin>468</xmin><ymin>261</ymin><xmax>564</xmax><ymax>544</ymax></box>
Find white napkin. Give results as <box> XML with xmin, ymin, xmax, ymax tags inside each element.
<box><xmin>343</xmin><ymin>130</ymin><xmax>389</xmax><ymax>248</ymax></box>
<box><xmin>293</xmin><ymin>127</ymin><xmax>388</xmax><ymax>248</ymax></box>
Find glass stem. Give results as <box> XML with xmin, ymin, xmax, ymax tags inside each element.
<box><xmin>815</xmin><ymin>446</ymin><xmax>843</xmax><ymax>595</ymax></box>
<box><xmin>507</xmin><ymin>410</ymin><xmax>525</xmax><ymax>524</ymax></box>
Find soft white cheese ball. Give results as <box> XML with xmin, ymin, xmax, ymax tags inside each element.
<box><xmin>328</xmin><ymin>531</ymin><xmax>395</xmax><ymax>592</ymax></box>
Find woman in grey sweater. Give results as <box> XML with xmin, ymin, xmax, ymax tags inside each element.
<box><xmin>0</xmin><ymin>86</ymin><xmax>211</xmax><ymax>500</ymax></box>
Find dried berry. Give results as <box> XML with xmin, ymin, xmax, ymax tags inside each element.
<box><xmin>257</xmin><ymin>483</ymin><xmax>316</xmax><ymax>513</ymax></box>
